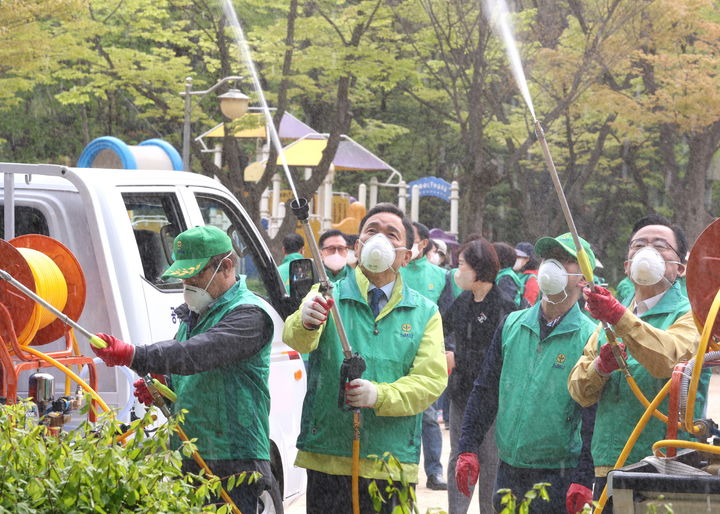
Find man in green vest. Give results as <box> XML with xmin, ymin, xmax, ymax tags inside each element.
<box><xmin>455</xmin><ymin>233</ymin><xmax>597</xmax><ymax>513</ymax></box>
<box><xmin>283</xmin><ymin>203</ymin><xmax>448</xmax><ymax>513</ymax></box>
<box><xmin>91</xmin><ymin>225</ymin><xmax>274</xmax><ymax>513</ymax></box>
<box><xmin>399</xmin><ymin>221</ymin><xmax>449</xmax><ymax>490</ymax></box>
<box><xmin>319</xmin><ymin>229</ymin><xmax>352</xmax><ymax>283</ymax></box>
<box><xmin>278</xmin><ymin>232</ymin><xmax>305</xmax><ymax>290</ymax></box>
<box><xmin>568</xmin><ymin>214</ymin><xmax>709</xmax><ymax>507</ymax></box>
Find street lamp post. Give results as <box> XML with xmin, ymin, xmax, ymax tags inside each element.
<box><xmin>180</xmin><ymin>75</ymin><xmax>249</xmax><ymax>171</ymax></box>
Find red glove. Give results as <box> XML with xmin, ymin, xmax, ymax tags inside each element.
<box><xmin>92</xmin><ymin>333</ymin><xmax>135</xmax><ymax>367</ymax></box>
<box><xmin>583</xmin><ymin>286</ymin><xmax>626</xmax><ymax>325</ymax></box>
<box><xmin>455</xmin><ymin>452</ymin><xmax>479</xmax><ymax>497</ymax></box>
<box><xmin>133</xmin><ymin>374</ymin><xmax>167</xmax><ymax>406</ymax></box>
<box><xmin>595</xmin><ymin>342</ymin><xmax>627</xmax><ymax>376</ymax></box>
<box><xmin>566</xmin><ymin>483</ymin><xmax>592</xmax><ymax>513</ymax></box>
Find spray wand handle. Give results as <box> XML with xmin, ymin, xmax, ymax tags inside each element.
<box><xmin>290</xmin><ymin>198</ymin><xmax>354</xmax><ymax>360</ymax></box>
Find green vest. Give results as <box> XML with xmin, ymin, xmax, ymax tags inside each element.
<box><xmin>496</xmin><ymin>267</ymin><xmax>524</xmax><ymax>306</ymax></box>
<box><xmin>495</xmin><ymin>303</ymin><xmax>597</xmax><ymax>469</ymax></box>
<box><xmin>449</xmin><ymin>268</ymin><xmax>463</xmax><ymax>299</ymax></box>
<box><xmin>278</xmin><ymin>252</ymin><xmax>304</xmax><ymax>290</ymax></box>
<box><xmin>615</xmin><ymin>277</ymin><xmax>635</xmax><ymax>302</ymax></box>
<box><xmin>172</xmin><ymin>278</ymin><xmax>272</xmax><ymax>460</ymax></box>
<box><xmin>297</xmin><ymin>270</ymin><xmax>439</xmax><ymax>464</ymax></box>
<box><xmin>325</xmin><ymin>264</ymin><xmax>351</xmax><ymax>284</ymax></box>
<box><xmin>400</xmin><ymin>256</ymin><xmax>448</xmax><ymax>305</ymax></box>
<box><xmin>591</xmin><ymin>282</ymin><xmax>709</xmax><ymax>467</ymax></box>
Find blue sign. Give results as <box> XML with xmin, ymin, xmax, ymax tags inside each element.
<box><xmin>407</xmin><ymin>177</ymin><xmax>452</xmax><ymax>202</ymax></box>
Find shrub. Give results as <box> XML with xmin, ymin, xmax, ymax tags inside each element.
<box><xmin>0</xmin><ymin>400</ymin><xmax>231</xmax><ymax>513</ymax></box>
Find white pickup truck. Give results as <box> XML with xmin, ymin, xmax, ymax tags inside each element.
<box><xmin>0</xmin><ymin>163</ymin><xmax>308</xmax><ymax>513</ymax></box>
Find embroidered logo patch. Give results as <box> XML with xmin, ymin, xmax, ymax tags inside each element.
<box><xmin>400</xmin><ymin>323</ymin><xmax>414</xmax><ymax>339</ymax></box>
<box><xmin>552</xmin><ymin>353</ymin><xmax>567</xmax><ymax>369</ymax></box>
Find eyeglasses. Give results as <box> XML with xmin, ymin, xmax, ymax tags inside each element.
<box><xmin>629</xmin><ymin>238</ymin><xmax>680</xmax><ymax>256</ymax></box>
<box><xmin>321</xmin><ymin>245</ymin><xmax>348</xmax><ymax>256</ymax></box>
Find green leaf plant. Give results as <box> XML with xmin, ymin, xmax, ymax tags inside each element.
<box><xmin>0</xmin><ymin>400</ymin><xmax>246</xmax><ymax>513</ymax></box>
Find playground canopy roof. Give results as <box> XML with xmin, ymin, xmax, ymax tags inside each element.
<box><xmin>244</xmin><ymin>134</ymin><xmax>401</xmax><ymax>182</ymax></box>
<box><xmin>277</xmin><ymin>135</ymin><xmax>395</xmax><ymax>171</ymax></box>
<box><xmin>198</xmin><ymin>112</ymin><xmax>318</xmax><ymax>140</ymax></box>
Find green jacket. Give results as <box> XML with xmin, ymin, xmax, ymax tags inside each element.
<box><xmin>495</xmin><ymin>303</ymin><xmax>597</xmax><ymax>468</ymax></box>
<box><xmin>400</xmin><ymin>256</ymin><xmax>448</xmax><ymax>305</ymax></box>
<box><xmin>591</xmin><ymin>282</ymin><xmax>709</xmax><ymax>467</ymax></box>
<box><xmin>325</xmin><ymin>264</ymin><xmax>351</xmax><ymax>284</ymax></box>
<box><xmin>282</xmin><ymin>266</ymin><xmax>447</xmax><ymax>482</ymax></box>
<box><xmin>278</xmin><ymin>252</ymin><xmax>304</xmax><ymax>290</ymax></box>
<box><xmin>172</xmin><ymin>279</ymin><xmax>272</xmax><ymax>460</ymax></box>
<box><xmin>496</xmin><ymin>267</ymin><xmax>524</xmax><ymax>307</ymax></box>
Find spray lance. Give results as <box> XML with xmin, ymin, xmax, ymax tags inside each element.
<box><xmin>480</xmin><ymin>0</ymin><xmax>628</xmax><ymax>373</ymax></box>
<box><xmin>533</xmin><ymin>123</ymin><xmax>628</xmax><ymax>374</ymax></box>
<box><xmin>0</xmin><ymin>268</ymin><xmax>108</xmax><ymax>350</ymax></box>
<box><xmin>219</xmin><ymin>2</ymin><xmax>365</xmax><ymax>512</ymax></box>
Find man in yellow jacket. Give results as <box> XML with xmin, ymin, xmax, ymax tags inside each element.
<box><xmin>283</xmin><ymin>203</ymin><xmax>448</xmax><ymax>513</ymax></box>
<box><xmin>568</xmin><ymin>214</ymin><xmax>709</xmax><ymax>506</ymax></box>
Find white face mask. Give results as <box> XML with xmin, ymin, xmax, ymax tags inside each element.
<box><xmin>410</xmin><ymin>243</ymin><xmax>420</xmax><ymax>260</ymax></box>
<box><xmin>346</xmin><ymin>250</ymin><xmax>357</xmax><ymax>267</ymax></box>
<box><xmin>359</xmin><ymin>233</ymin><xmax>405</xmax><ymax>273</ymax></box>
<box><xmin>323</xmin><ymin>253</ymin><xmax>347</xmax><ymax>272</ymax></box>
<box><xmin>629</xmin><ymin>246</ymin><xmax>677</xmax><ymax>286</ymax></box>
<box><xmin>538</xmin><ymin>259</ymin><xmax>582</xmax><ymax>304</ymax></box>
<box><xmin>453</xmin><ymin>268</ymin><xmax>476</xmax><ymax>290</ymax></box>
<box><xmin>428</xmin><ymin>253</ymin><xmax>442</xmax><ymax>266</ymax></box>
<box><xmin>183</xmin><ymin>255</ymin><xmax>228</xmax><ymax>313</ymax></box>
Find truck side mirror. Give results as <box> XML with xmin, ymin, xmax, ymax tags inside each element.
<box><xmin>289</xmin><ymin>258</ymin><xmax>316</xmax><ymax>301</ymax></box>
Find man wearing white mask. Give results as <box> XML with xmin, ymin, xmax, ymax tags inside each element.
<box><xmin>568</xmin><ymin>214</ymin><xmax>709</xmax><ymax>506</ymax></box>
<box><xmin>91</xmin><ymin>225</ymin><xmax>275</xmax><ymax>513</ymax></box>
<box><xmin>283</xmin><ymin>203</ymin><xmax>447</xmax><ymax>513</ymax></box>
<box><xmin>319</xmin><ymin>229</ymin><xmax>351</xmax><ymax>283</ymax></box>
<box><xmin>455</xmin><ymin>233</ymin><xmax>596</xmax><ymax>514</ymax></box>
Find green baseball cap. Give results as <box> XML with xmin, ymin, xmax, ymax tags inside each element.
<box><xmin>534</xmin><ymin>232</ymin><xmax>596</xmax><ymax>269</ymax></box>
<box><xmin>161</xmin><ymin>225</ymin><xmax>232</xmax><ymax>279</ymax></box>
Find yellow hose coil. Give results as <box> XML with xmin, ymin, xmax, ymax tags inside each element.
<box><xmin>15</xmin><ymin>248</ymin><xmax>68</xmax><ymax>345</ymax></box>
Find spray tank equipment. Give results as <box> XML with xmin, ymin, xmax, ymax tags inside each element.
<box><xmin>0</xmin><ymin>234</ymin><xmax>108</xmax><ymax>425</ymax></box>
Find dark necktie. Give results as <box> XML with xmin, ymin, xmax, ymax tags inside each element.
<box><xmin>368</xmin><ymin>288</ymin><xmax>385</xmax><ymax>318</ymax></box>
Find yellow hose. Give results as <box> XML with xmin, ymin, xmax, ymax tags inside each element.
<box><xmin>653</xmin><ymin>439</ymin><xmax>720</xmax><ymax>457</ymax></box>
<box><xmin>22</xmin><ymin>345</ymin><xmax>113</xmax><ymax>416</ymax></box>
<box><xmin>352</xmin><ymin>411</ymin><xmax>360</xmax><ymax>514</ymax></box>
<box><xmin>596</xmin><ymin>379</ymin><xmax>671</xmax><ymax>513</ymax></box>
<box><xmin>683</xmin><ymin>288</ymin><xmax>720</xmax><ymax>434</ymax></box>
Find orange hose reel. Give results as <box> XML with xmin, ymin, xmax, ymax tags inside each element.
<box><xmin>0</xmin><ymin>235</ymin><xmax>86</xmax><ymax>347</ymax></box>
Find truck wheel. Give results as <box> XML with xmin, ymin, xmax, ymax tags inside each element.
<box><xmin>258</xmin><ymin>474</ymin><xmax>283</xmax><ymax>514</ymax></box>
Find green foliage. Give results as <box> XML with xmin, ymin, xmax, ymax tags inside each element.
<box><xmin>497</xmin><ymin>483</ymin><xmax>551</xmax><ymax>514</ymax></box>
<box><xmin>368</xmin><ymin>452</ymin><xmax>419</xmax><ymax>514</ymax></box>
<box><xmin>0</xmin><ymin>401</ymin><xmax>231</xmax><ymax>513</ymax></box>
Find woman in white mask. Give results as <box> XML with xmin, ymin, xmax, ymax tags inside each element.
<box><xmin>444</xmin><ymin>237</ymin><xmax>518</xmax><ymax>514</ymax></box>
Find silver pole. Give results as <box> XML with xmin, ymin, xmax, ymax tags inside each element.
<box><xmin>182</xmin><ymin>77</ymin><xmax>193</xmax><ymax>171</ymax></box>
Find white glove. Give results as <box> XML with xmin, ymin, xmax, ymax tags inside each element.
<box><xmin>301</xmin><ymin>294</ymin><xmax>334</xmax><ymax>329</ymax></box>
<box><xmin>345</xmin><ymin>379</ymin><xmax>378</xmax><ymax>408</ymax></box>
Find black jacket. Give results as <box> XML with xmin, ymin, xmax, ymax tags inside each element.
<box><xmin>443</xmin><ymin>285</ymin><xmax>517</xmax><ymax>405</ymax></box>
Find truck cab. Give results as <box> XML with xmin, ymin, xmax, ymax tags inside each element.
<box><xmin>0</xmin><ymin>163</ymin><xmax>307</xmax><ymax>511</ymax></box>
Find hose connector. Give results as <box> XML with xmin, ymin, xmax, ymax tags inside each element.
<box><xmin>290</xmin><ymin>198</ymin><xmax>310</xmax><ymax>221</ymax></box>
